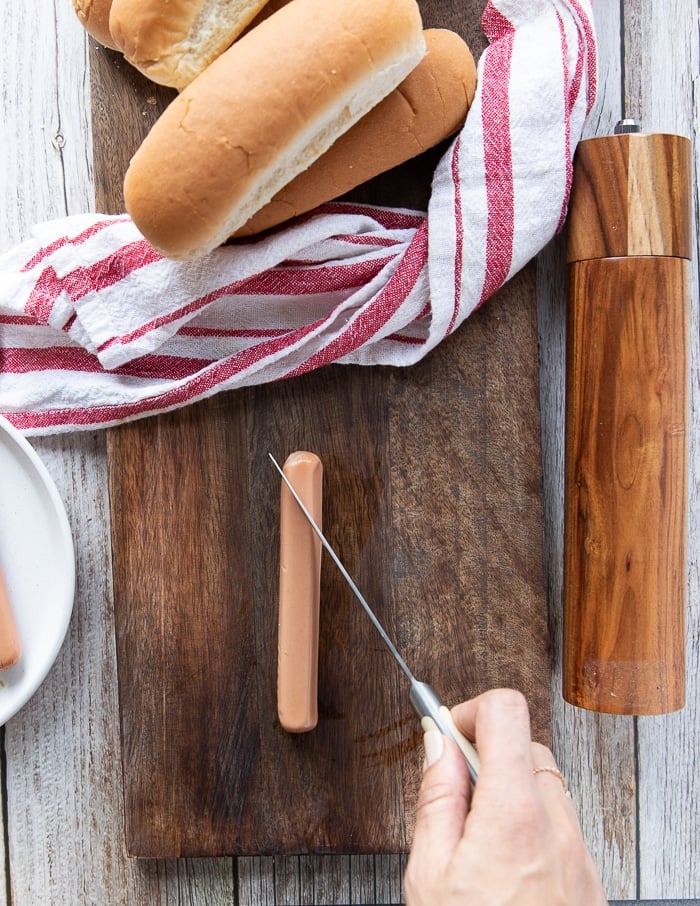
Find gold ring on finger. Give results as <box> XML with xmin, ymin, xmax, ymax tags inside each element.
<box><xmin>532</xmin><ymin>765</ymin><xmax>572</xmax><ymax>798</ymax></box>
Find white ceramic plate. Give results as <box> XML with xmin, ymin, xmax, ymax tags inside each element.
<box><xmin>0</xmin><ymin>416</ymin><xmax>75</xmax><ymax>726</ymax></box>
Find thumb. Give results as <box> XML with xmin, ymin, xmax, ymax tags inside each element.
<box><xmin>405</xmin><ymin>730</ymin><xmax>471</xmax><ymax>901</ymax></box>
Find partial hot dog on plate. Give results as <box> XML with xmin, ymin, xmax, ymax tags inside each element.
<box><xmin>233</xmin><ymin>28</ymin><xmax>477</xmax><ymax>237</ymax></box>
<box><xmin>0</xmin><ymin>564</ymin><xmax>21</xmax><ymax>671</ymax></box>
<box><xmin>123</xmin><ymin>0</ymin><xmax>426</xmax><ymax>259</ymax></box>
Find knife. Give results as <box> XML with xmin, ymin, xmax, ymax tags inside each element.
<box><xmin>270</xmin><ymin>453</ymin><xmax>480</xmax><ymax>784</ymax></box>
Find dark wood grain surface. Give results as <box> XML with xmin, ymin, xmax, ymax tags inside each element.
<box><xmin>92</xmin><ymin>0</ymin><xmax>551</xmax><ymax>857</ymax></box>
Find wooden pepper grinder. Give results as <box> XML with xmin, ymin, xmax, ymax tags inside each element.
<box><xmin>563</xmin><ymin>121</ymin><xmax>692</xmax><ymax>714</ymax></box>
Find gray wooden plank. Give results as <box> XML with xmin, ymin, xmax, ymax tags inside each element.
<box><xmin>373</xmin><ymin>854</ymin><xmax>406</xmax><ymax>905</ymax></box>
<box><xmin>0</xmin><ymin>0</ymin><xmax>94</xmax><ymax>250</ymax></box>
<box><xmin>539</xmin><ymin>2</ymin><xmax>638</xmax><ymax>900</ymax></box>
<box><xmin>239</xmin><ymin>857</ymin><xmax>275</xmax><ymax>906</ymax></box>
<box><xmin>126</xmin><ymin>858</ymin><xmax>236</xmax><ymax>905</ymax></box>
<box><xmin>4</xmin><ymin>431</ymin><xmax>128</xmax><ymax>905</ymax></box>
<box><xmin>622</xmin><ymin>0</ymin><xmax>700</xmax><ymax>898</ymax></box>
<box><xmin>310</xmin><ymin>856</ymin><xmax>351</xmax><ymax>904</ymax></box>
<box><xmin>298</xmin><ymin>856</ymin><xmax>316</xmax><ymax>904</ymax></box>
<box><xmin>0</xmin><ymin>13</ymin><xmax>131</xmax><ymax>904</ymax></box>
<box><xmin>237</xmin><ymin>854</ymin><xmax>409</xmax><ymax>904</ymax></box>
<box><xmin>348</xmin><ymin>855</ymin><xmax>376</xmax><ymax>905</ymax></box>
<box><xmin>273</xmin><ymin>856</ymin><xmax>302</xmax><ymax>904</ymax></box>
<box><xmin>0</xmin><ymin>733</ymin><xmax>7</xmax><ymax>906</ymax></box>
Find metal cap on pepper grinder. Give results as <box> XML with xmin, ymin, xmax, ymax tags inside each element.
<box><xmin>563</xmin><ymin>122</ymin><xmax>691</xmax><ymax>714</ymax></box>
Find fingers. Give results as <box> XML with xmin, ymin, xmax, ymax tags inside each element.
<box><xmin>530</xmin><ymin>741</ymin><xmax>566</xmax><ymax>792</ymax></box>
<box><xmin>530</xmin><ymin>740</ymin><xmax>558</xmax><ymax>769</ymax></box>
<box><xmin>452</xmin><ymin>688</ymin><xmax>534</xmax><ymax>789</ymax></box>
<box><xmin>405</xmin><ymin>730</ymin><xmax>471</xmax><ymax>904</ymax></box>
<box><xmin>529</xmin><ymin>743</ymin><xmax>578</xmax><ymax>822</ymax></box>
<box><xmin>406</xmin><ymin>690</ymin><xmax>608</xmax><ymax>906</ymax></box>
<box><xmin>452</xmin><ymin>690</ymin><xmax>566</xmax><ymax>782</ymax></box>
<box><xmin>453</xmin><ymin>691</ymin><xmax>575</xmax><ymax>819</ymax></box>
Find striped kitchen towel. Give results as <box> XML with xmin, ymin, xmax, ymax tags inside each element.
<box><xmin>0</xmin><ymin>0</ymin><xmax>596</xmax><ymax>434</ymax></box>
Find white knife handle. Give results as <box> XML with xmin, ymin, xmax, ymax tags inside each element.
<box><xmin>411</xmin><ymin>680</ymin><xmax>480</xmax><ymax>783</ymax></box>
<box><xmin>421</xmin><ymin>709</ymin><xmax>481</xmax><ymax>778</ymax></box>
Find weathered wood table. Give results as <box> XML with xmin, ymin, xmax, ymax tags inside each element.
<box><xmin>1</xmin><ymin>1</ymin><xmax>698</xmax><ymax>902</ymax></box>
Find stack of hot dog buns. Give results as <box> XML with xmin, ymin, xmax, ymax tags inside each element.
<box><xmin>233</xmin><ymin>28</ymin><xmax>477</xmax><ymax>239</ymax></box>
<box><xmin>71</xmin><ymin>0</ymin><xmax>477</xmax><ymax>259</ymax></box>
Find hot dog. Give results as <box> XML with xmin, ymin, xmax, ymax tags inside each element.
<box><xmin>277</xmin><ymin>452</ymin><xmax>323</xmax><ymax>733</ymax></box>
<box><xmin>109</xmin><ymin>0</ymin><xmax>274</xmax><ymax>90</ymax></box>
<box><xmin>0</xmin><ymin>564</ymin><xmax>21</xmax><ymax>671</ymax></box>
<box><xmin>123</xmin><ymin>0</ymin><xmax>426</xmax><ymax>260</ymax></box>
<box><xmin>234</xmin><ymin>28</ymin><xmax>477</xmax><ymax>237</ymax></box>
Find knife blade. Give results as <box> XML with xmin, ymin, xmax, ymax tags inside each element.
<box><xmin>270</xmin><ymin>453</ymin><xmax>480</xmax><ymax>784</ymax></box>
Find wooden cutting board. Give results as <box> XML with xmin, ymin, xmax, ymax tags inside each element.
<box><xmin>92</xmin><ymin>0</ymin><xmax>551</xmax><ymax>858</ymax></box>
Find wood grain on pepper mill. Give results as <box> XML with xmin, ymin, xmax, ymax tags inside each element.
<box><xmin>563</xmin><ymin>131</ymin><xmax>691</xmax><ymax>715</ymax></box>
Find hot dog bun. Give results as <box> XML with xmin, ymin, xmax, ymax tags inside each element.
<box><xmin>72</xmin><ymin>0</ymin><xmax>118</xmax><ymax>50</ymax></box>
<box><xmin>241</xmin><ymin>0</ymin><xmax>291</xmax><ymax>35</ymax></box>
<box><xmin>234</xmin><ymin>29</ymin><xmax>477</xmax><ymax>237</ymax></box>
<box><xmin>109</xmin><ymin>0</ymin><xmax>273</xmax><ymax>90</ymax></box>
<box><xmin>124</xmin><ymin>0</ymin><xmax>426</xmax><ymax>260</ymax></box>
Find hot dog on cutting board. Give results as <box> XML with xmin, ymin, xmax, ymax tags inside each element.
<box><xmin>234</xmin><ymin>28</ymin><xmax>476</xmax><ymax>237</ymax></box>
<box><xmin>277</xmin><ymin>452</ymin><xmax>323</xmax><ymax>733</ymax></box>
<box><xmin>123</xmin><ymin>0</ymin><xmax>427</xmax><ymax>259</ymax></box>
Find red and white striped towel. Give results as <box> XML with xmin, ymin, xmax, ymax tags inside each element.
<box><xmin>0</xmin><ymin>0</ymin><xmax>596</xmax><ymax>434</ymax></box>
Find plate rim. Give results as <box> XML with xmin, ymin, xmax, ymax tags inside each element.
<box><xmin>0</xmin><ymin>415</ymin><xmax>76</xmax><ymax>726</ymax></box>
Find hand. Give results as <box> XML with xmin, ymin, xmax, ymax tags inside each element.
<box><xmin>404</xmin><ymin>688</ymin><xmax>607</xmax><ymax>905</ymax></box>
